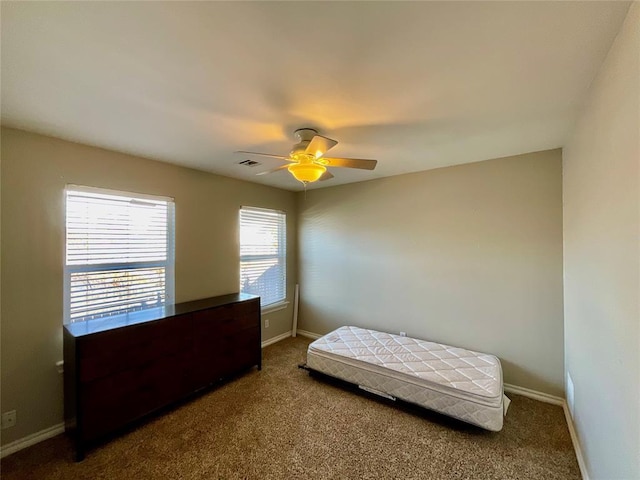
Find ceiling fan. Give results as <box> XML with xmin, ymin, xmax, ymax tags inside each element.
<box><xmin>236</xmin><ymin>128</ymin><xmax>378</xmax><ymax>184</ymax></box>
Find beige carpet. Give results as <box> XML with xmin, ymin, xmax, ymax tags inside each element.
<box><xmin>1</xmin><ymin>337</ymin><xmax>580</xmax><ymax>480</ymax></box>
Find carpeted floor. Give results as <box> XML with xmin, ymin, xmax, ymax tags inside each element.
<box><xmin>1</xmin><ymin>337</ymin><xmax>580</xmax><ymax>480</ymax></box>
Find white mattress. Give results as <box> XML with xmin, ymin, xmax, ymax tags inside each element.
<box><xmin>306</xmin><ymin>326</ymin><xmax>509</xmax><ymax>431</ymax></box>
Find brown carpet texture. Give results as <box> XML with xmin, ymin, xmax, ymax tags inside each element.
<box><xmin>1</xmin><ymin>337</ymin><xmax>580</xmax><ymax>480</ymax></box>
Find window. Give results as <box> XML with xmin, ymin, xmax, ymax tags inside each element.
<box><xmin>239</xmin><ymin>206</ymin><xmax>286</xmax><ymax>307</ymax></box>
<box><xmin>64</xmin><ymin>186</ymin><xmax>175</xmax><ymax>324</ymax></box>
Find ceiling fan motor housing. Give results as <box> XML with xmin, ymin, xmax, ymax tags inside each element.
<box><xmin>291</xmin><ymin>128</ymin><xmax>318</xmax><ymax>155</ymax></box>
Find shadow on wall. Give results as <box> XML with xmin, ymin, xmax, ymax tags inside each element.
<box><xmin>499</xmin><ymin>359</ymin><xmax>562</xmax><ymax>396</ymax></box>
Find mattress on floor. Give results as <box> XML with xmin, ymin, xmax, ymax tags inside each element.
<box><xmin>306</xmin><ymin>326</ymin><xmax>510</xmax><ymax>431</ymax></box>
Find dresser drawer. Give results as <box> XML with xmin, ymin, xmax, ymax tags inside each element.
<box><xmin>78</xmin><ymin>314</ymin><xmax>191</xmax><ymax>382</ymax></box>
<box><xmin>193</xmin><ymin>303</ymin><xmax>258</xmax><ymax>335</ymax></box>
<box><xmin>192</xmin><ymin>305</ymin><xmax>232</xmax><ymax>325</ymax></box>
<box><xmin>216</xmin><ymin>313</ymin><xmax>259</xmax><ymax>334</ymax></box>
<box><xmin>217</xmin><ymin>326</ymin><xmax>259</xmax><ymax>352</ymax></box>
<box><xmin>80</xmin><ymin>351</ymin><xmax>192</xmax><ymax>439</ymax></box>
<box><xmin>232</xmin><ymin>299</ymin><xmax>260</xmax><ymax>316</ymax></box>
<box><xmin>217</xmin><ymin>327</ymin><xmax>260</xmax><ymax>375</ymax></box>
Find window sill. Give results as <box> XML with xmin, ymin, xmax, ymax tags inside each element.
<box><xmin>261</xmin><ymin>301</ymin><xmax>290</xmax><ymax>315</ymax></box>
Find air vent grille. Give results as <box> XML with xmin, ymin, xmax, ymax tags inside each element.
<box><xmin>239</xmin><ymin>159</ymin><xmax>261</xmax><ymax>167</ymax></box>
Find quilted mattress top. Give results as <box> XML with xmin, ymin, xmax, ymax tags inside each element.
<box><xmin>308</xmin><ymin>326</ymin><xmax>503</xmax><ymax>400</ymax></box>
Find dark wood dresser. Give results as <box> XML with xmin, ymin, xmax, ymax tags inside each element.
<box><xmin>63</xmin><ymin>293</ymin><xmax>261</xmax><ymax>460</ymax></box>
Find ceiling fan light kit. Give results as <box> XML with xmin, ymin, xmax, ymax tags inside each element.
<box><xmin>235</xmin><ymin>127</ymin><xmax>378</xmax><ymax>185</ymax></box>
<box><xmin>287</xmin><ymin>162</ymin><xmax>327</xmax><ymax>184</ymax></box>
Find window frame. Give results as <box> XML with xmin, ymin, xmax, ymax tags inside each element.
<box><xmin>63</xmin><ymin>185</ymin><xmax>175</xmax><ymax>324</ymax></box>
<box><xmin>239</xmin><ymin>206</ymin><xmax>287</xmax><ymax>309</ymax></box>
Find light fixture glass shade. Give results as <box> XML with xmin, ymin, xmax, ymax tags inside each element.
<box><xmin>288</xmin><ymin>163</ymin><xmax>326</xmax><ymax>183</ymax></box>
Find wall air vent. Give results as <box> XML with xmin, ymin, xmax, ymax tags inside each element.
<box><xmin>238</xmin><ymin>159</ymin><xmax>261</xmax><ymax>167</ymax></box>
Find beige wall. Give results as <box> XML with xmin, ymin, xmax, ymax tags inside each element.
<box><xmin>0</xmin><ymin>127</ymin><xmax>297</xmax><ymax>445</ymax></box>
<box><xmin>298</xmin><ymin>150</ymin><xmax>564</xmax><ymax>395</ymax></box>
<box><xmin>563</xmin><ymin>3</ymin><xmax>639</xmax><ymax>479</ymax></box>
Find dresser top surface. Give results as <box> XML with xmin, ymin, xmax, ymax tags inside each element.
<box><xmin>64</xmin><ymin>293</ymin><xmax>259</xmax><ymax>337</ymax></box>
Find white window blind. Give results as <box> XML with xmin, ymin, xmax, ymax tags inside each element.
<box><xmin>239</xmin><ymin>207</ymin><xmax>286</xmax><ymax>307</ymax></box>
<box><xmin>64</xmin><ymin>186</ymin><xmax>175</xmax><ymax>323</ymax></box>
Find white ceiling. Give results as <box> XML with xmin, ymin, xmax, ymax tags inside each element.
<box><xmin>1</xmin><ymin>1</ymin><xmax>631</xmax><ymax>191</ymax></box>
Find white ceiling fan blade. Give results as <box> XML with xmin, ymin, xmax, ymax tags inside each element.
<box><xmin>305</xmin><ymin>135</ymin><xmax>338</xmax><ymax>159</ymax></box>
<box><xmin>256</xmin><ymin>164</ymin><xmax>290</xmax><ymax>176</ymax></box>
<box><xmin>235</xmin><ymin>150</ymin><xmax>291</xmax><ymax>160</ymax></box>
<box><xmin>319</xmin><ymin>170</ymin><xmax>334</xmax><ymax>181</ymax></box>
<box><xmin>322</xmin><ymin>157</ymin><xmax>378</xmax><ymax>170</ymax></box>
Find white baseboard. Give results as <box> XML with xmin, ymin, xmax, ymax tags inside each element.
<box><xmin>0</xmin><ymin>423</ymin><xmax>64</xmax><ymax>459</ymax></box>
<box><xmin>0</xmin><ymin>334</ymin><xmax>589</xmax><ymax>480</ymax></box>
<box><xmin>503</xmin><ymin>383</ymin><xmax>564</xmax><ymax>406</ymax></box>
<box><xmin>261</xmin><ymin>330</ymin><xmax>292</xmax><ymax>348</ymax></box>
<box><xmin>1</xmin><ymin>333</ymin><xmax>293</xmax><ymax>459</ymax></box>
<box><xmin>503</xmin><ymin>383</ymin><xmax>588</xmax><ymax>480</ymax></box>
<box><xmin>295</xmin><ymin>329</ymin><xmax>322</xmax><ymax>340</ymax></box>
<box><xmin>296</xmin><ymin>329</ymin><xmax>586</xmax><ymax>478</ymax></box>
<box><xmin>563</xmin><ymin>402</ymin><xmax>589</xmax><ymax>480</ymax></box>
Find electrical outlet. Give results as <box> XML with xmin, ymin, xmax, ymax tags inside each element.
<box><xmin>264</xmin><ymin>318</ymin><xmax>270</xmax><ymax>329</ymax></box>
<box><xmin>400</xmin><ymin>332</ymin><xmax>407</xmax><ymax>337</ymax></box>
<box><xmin>2</xmin><ymin>410</ymin><xmax>16</xmax><ymax>429</ymax></box>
